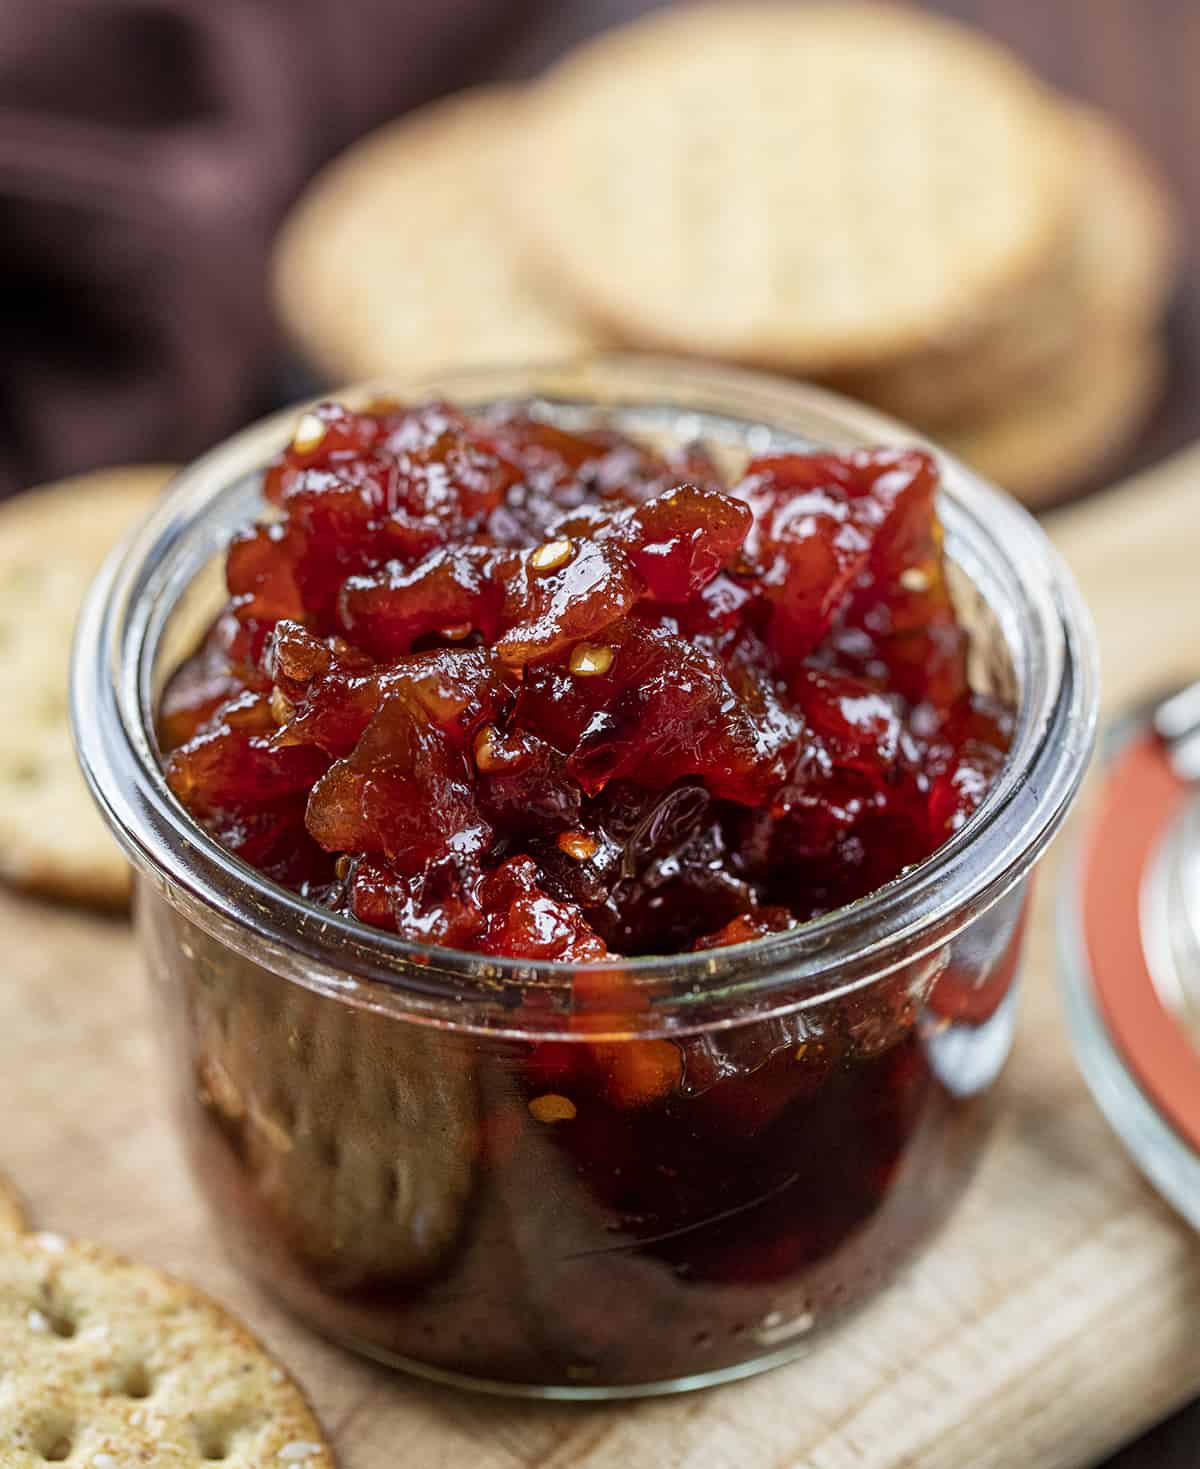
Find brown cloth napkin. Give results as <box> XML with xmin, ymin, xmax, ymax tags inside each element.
<box><xmin>0</xmin><ymin>0</ymin><xmax>529</xmax><ymax>497</ymax></box>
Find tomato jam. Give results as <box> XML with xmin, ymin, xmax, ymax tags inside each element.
<box><xmin>162</xmin><ymin>400</ymin><xmax>1010</xmax><ymax>955</ymax></box>
<box><xmin>153</xmin><ymin>399</ymin><xmax>1020</xmax><ymax>1391</ymax></box>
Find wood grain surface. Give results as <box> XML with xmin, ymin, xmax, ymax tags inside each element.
<box><xmin>4</xmin><ymin>443</ymin><xmax>1200</xmax><ymax>1466</ymax></box>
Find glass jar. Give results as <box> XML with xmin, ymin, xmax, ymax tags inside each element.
<box><xmin>72</xmin><ymin>357</ymin><xmax>1097</xmax><ymax>1397</ymax></box>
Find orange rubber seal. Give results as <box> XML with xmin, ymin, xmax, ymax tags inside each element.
<box><xmin>1080</xmin><ymin>732</ymin><xmax>1200</xmax><ymax>1154</ymax></box>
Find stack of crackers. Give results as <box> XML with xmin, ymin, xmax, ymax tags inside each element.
<box><xmin>274</xmin><ymin>2</ymin><xmax>1180</xmax><ymax>508</ymax></box>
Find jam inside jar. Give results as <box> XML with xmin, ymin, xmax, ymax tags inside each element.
<box><xmin>73</xmin><ymin>359</ymin><xmax>1097</xmax><ymax>1396</ymax></box>
<box><xmin>146</xmin><ymin>885</ymin><xmax>1026</xmax><ymax>1391</ymax></box>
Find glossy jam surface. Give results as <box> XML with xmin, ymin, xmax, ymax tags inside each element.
<box><xmin>162</xmin><ymin>401</ymin><xmax>1010</xmax><ymax>959</ymax></box>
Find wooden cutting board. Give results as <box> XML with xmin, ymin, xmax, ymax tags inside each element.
<box><xmin>4</xmin><ymin>447</ymin><xmax>1200</xmax><ymax>1468</ymax></box>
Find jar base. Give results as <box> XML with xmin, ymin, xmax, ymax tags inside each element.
<box><xmin>309</xmin><ymin>1319</ymin><xmax>830</xmax><ymax>1399</ymax></box>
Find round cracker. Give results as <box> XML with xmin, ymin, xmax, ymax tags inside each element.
<box><xmin>0</xmin><ymin>1175</ymin><xmax>26</xmax><ymax>1236</ymax></box>
<box><xmin>512</xmin><ymin>2</ymin><xmax>1076</xmax><ymax>374</ymax></box>
<box><xmin>274</xmin><ymin>85</ymin><xmax>605</xmax><ymax>382</ymax></box>
<box><xmin>0</xmin><ymin>1233</ymin><xmax>332</xmax><ymax>1466</ymax></box>
<box><xmin>839</xmin><ymin>103</ymin><xmax>1180</xmax><ymax>424</ymax></box>
<box><xmin>0</xmin><ymin>465</ymin><xmax>175</xmax><ymax>907</ymax></box>
<box><xmin>940</xmin><ymin>333</ymin><xmax>1164</xmax><ymax>508</ymax></box>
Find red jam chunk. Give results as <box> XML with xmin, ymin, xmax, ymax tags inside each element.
<box><xmin>163</xmin><ymin>401</ymin><xmax>1010</xmax><ymax>957</ymax></box>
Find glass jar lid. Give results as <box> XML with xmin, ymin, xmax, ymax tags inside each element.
<box><xmin>1059</xmin><ymin>693</ymin><xmax>1200</xmax><ymax>1230</ymax></box>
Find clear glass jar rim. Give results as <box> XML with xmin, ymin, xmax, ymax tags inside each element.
<box><xmin>72</xmin><ymin>356</ymin><xmax>1098</xmax><ymax>1016</ymax></box>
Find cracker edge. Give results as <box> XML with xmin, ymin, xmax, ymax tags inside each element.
<box><xmin>0</xmin><ymin>465</ymin><xmax>176</xmax><ymax>910</ymax></box>
<box><xmin>942</xmin><ymin>333</ymin><xmax>1166</xmax><ymax>508</ymax></box>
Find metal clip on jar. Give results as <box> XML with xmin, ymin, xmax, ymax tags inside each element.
<box><xmin>72</xmin><ymin>358</ymin><xmax>1097</xmax><ymax>1397</ymax></box>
